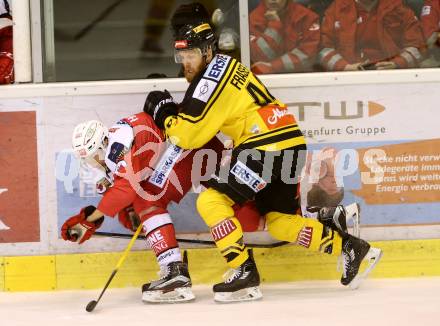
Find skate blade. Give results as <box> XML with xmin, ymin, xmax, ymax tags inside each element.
<box><xmin>142</xmin><ymin>287</ymin><xmax>195</xmax><ymax>303</ymax></box>
<box><xmin>214</xmin><ymin>286</ymin><xmax>263</xmax><ymax>303</ymax></box>
<box><xmin>349</xmin><ymin>247</ymin><xmax>383</xmax><ymax>290</ymax></box>
<box><xmin>346</xmin><ymin>203</ymin><xmax>361</xmax><ymax>238</ymax></box>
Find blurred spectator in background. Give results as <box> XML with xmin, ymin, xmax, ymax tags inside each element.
<box><xmin>0</xmin><ymin>0</ymin><xmax>13</xmax><ymax>84</ymax></box>
<box><xmin>420</xmin><ymin>0</ymin><xmax>440</xmax><ymax>67</ymax></box>
<box><xmin>210</xmin><ymin>1</ymin><xmax>240</xmax><ymax>58</ymax></box>
<box><xmin>140</xmin><ymin>0</ymin><xmax>175</xmax><ymax>56</ymax></box>
<box><xmin>319</xmin><ymin>0</ymin><xmax>425</xmax><ymax>71</ymax></box>
<box><xmin>171</xmin><ymin>2</ymin><xmax>213</xmax><ymax>41</ymax></box>
<box><xmin>141</xmin><ymin>1</ymin><xmax>240</xmax><ymax>60</ymax></box>
<box><xmin>303</xmin><ymin>0</ymin><xmax>333</xmax><ymax>20</ymax></box>
<box><xmin>249</xmin><ymin>0</ymin><xmax>320</xmax><ymax>74</ymax></box>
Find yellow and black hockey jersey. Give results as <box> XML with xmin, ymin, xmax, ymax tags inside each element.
<box><xmin>164</xmin><ymin>54</ymin><xmax>305</xmax><ymax>151</ymax></box>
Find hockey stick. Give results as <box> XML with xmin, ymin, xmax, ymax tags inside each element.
<box><xmin>86</xmin><ymin>223</ymin><xmax>144</xmax><ymax>312</ymax></box>
<box><xmin>73</xmin><ymin>0</ymin><xmax>128</xmax><ymax>41</ymax></box>
<box><xmin>95</xmin><ymin>231</ymin><xmax>289</xmax><ymax>248</ymax></box>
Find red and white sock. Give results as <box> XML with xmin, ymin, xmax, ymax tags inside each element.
<box><xmin>141</xmin><ymin>210</ymin><xmax>181</xmax><ymax>267</ymax></box>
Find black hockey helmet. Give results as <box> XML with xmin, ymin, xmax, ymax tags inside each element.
<box><xmin>171</xmin><ymin>2</ymin><xmax>211</xmax><ymax>37</ymax></box>
<box><xmin>174</xmin><ymin>22</ymin><xmax>215</xmax><ymax>52</ymax></box>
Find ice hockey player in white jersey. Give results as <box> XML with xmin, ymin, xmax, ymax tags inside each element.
<box><xmin>62</xmin><ymin>112</ymin><xmax>224</xmax><ymax>303</ymax></box>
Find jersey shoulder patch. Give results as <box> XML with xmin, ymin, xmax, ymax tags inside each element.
<box><xmin>203</xmin><ymin>54</ymin><xmax>232</xmax><ymax>82</ymax></box>
<box><xmin>107</xmin><ymin>142</ymin><xmax>127</xmax><ymax>164</ymax></box>
<box><xmin>191</xmin><ymin>54</ymin><xmax>233</xmax><ymax>103</ymax></box>
<box><xmin>192</xmin><ymin>78</ymin><xmax>218</xmax><ymax>103</ymax></box>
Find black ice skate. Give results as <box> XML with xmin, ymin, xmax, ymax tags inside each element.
<box><xmin>314</xmin><ymin>203</ymin><xmax>361</xmax><ymax>237</ymax></box>
<box><xmin>142</xmin><ymin>261</ymin><xmax>195</xmax><ymax>303</ymax></box>
<box><xmin>213</xmin><ymin>249</ymin><xmax>262</xmax><ymax>303</ymax></box>
<box><xmin>340</xmin><ymin>234</ymin><xmax>383</xmax><ymax>289</ymax></box>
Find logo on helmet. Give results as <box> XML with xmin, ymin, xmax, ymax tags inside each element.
<box><xmin>175</xmin><ymin>40</ymin><xmax>188</xmax><ymax>49</ymax></box>
<box><xmin>193</xmin><ymin>23</ymin><xmax>211</xmax><ymax>34</ymax></box>
<box><xmin>84</xmin><ymin>123</ymin><xmax>97</xmax><ymax>145</ymax></box>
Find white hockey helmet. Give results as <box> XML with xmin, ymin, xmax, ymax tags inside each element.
<box><xmin>72</xmin><ymin>120</ymin><xmax>108</xmax><ymax>159</ymax></box>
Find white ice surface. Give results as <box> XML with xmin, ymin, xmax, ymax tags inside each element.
<box><xmin>1</xmin><ymin>278</ymin><xmax>439</xmax><ymax>326</ymax></box>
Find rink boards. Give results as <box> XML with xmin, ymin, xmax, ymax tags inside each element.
<box><xmin>1</xmin><ymin>239</ymin><xmax>440</xmax><ymax>291</ymax></box>
<box><xmin>1</xmin><ymin>71</ymin><xmax>440</xmax><ymax>291</ymax></box>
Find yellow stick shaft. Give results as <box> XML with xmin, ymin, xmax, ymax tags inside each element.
<box><xmin>115</xmin><ymin>222</ymin><xmax>143</xmax><ymax>270</ymax></box>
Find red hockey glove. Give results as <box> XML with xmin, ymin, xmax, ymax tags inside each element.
<box><xmin>117</xmin><ymin>206</ymin><xmax>141</xmax><ymax>232</ymax></box>
<box><xmin>61</xmin><ymin>206</ymin><xmax>104</xmax><ymax>244</ymax></box>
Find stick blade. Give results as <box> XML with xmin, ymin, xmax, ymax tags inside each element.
<box><xmin>86</xmin><ymin>300</ymin><xmax>98</xmax><ymax>312</ymax></box>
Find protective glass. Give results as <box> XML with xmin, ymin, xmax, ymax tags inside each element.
<box><xmin>174</xmin><ymin>47</ymin><xmax>203</xmax><ymax>64</ymax></box>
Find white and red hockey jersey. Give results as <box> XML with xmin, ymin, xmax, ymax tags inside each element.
<box><xmin>82</xmin><ymin>112</ymin><xmax>225</xmax><ymax>220</ymax></box>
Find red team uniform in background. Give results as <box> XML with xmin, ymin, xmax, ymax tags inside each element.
<box><xmin>249</xmin><ymin>1</ymin><xmax>320</xmax><ymax>73</ymax></box>
<box><xmin>320</xmin><ymin>0</ymin><xmax>425</xmax><ymax>70</ymax></box>
<box><xmin>421</xmin><ymin>0</ymin><xmax>440</xmax><ymax>46</ymax></box>
<box><xmin>0</xmin><ymin>0</ymin><xmax>13</xmax><ymax>84</ymax></box>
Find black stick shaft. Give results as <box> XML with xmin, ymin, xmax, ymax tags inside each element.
<box><xmin>96</xmin><ymin>269</ymin><xmax>118</xmax><ymax>303</ymax></box>
<box><xmin>95</xmin><ymin>231</ymin><xmax>289</xmax><ymax>248</ymax></box>
<box><xmin>87</xmin><ymin>224</ymin><xmax>143</xmax><ymax>312</ymax></box>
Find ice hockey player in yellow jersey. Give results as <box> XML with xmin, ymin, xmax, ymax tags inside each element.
<box><xmin>143</xmin><ymin>20</ymin><xmax>382</xmax><ymax>302</ymax></box>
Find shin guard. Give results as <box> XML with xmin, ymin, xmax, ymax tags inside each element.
<box><xmin>197</xmin><ymin>188</ymin><xmax>248</xmax><ymax>268</ymax></box>
<box><xmin>211</xmin><ymin>217</ymin><xmax>248</xmax><ymax>268</ymax></box>
<box><xmin>141</xmin><ymin>209</ymin><xmax>181</xmax><ymax>267</ymax></box>
<box><xmin>265</xmin><ymin>211</ymin><xmax>342</xmax><ymax>255</ymax></box>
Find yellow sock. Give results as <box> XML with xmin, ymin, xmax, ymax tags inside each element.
<box><xmin>265</xmin><ymin>211</ymin><xmax>342</xmax><ymax>255</ymax></box>
<box><xmin>196</xmin><ymin>188</ymin><xmax>249</xmax><ymax>268</ymax></box>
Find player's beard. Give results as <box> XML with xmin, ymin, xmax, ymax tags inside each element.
<box><xmin>183</xmin><ymin>58</ymin><xmax>206</xmax><ymax>83</ymax></box>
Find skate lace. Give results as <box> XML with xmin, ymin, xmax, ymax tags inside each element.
<box><xmin>222</xmin><ymin>268</ymin><xmax>241</xmax><ymax>283</ymax></box>
<box><xmin>158</xmin><ymin>265</ymin><xmax>171</xmax><ymax>279</ymax></box>
<box><xmin>342</xmin><ymin>253</ymin><xmax>350</xmax><ymax>277</ymax></box>
<box><xmin>341</xmin><ymin>249</ymin><xmax>355</xmax><ymax>277</ymax></box>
